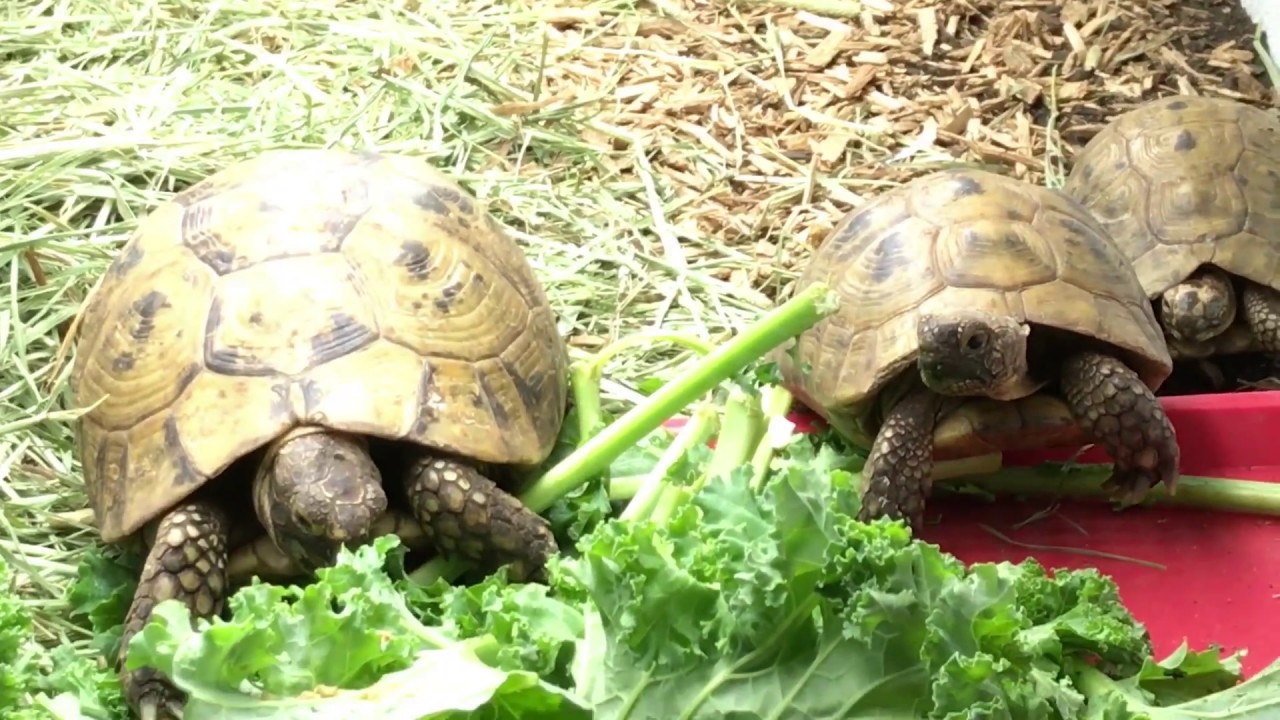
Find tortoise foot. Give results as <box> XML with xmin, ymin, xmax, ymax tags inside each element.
<box><xmin>1060</xmin><ymin>352</ymin><xmax>1179</xmax><ymax>504</ymax></box>
<box><xmin>120</xmin><ymin>500</ymin><xmax>230</xmax><ymax>720</ymax></box>
<box><xmin>857</xmin><ymin>387</ymin><xmax>939</xmax><ymax>529</ymax></box>
<box><xmin>403</xmin><ymin>455</ymin><xmax>556</xmax><ymax>582</ymax></box>
<box><xmin>130</xmin><ymin>676</ymin><xmax>185</xmax><ymax>720</ymax></box>
<box><xmin>1241</xmin><ymin>282</ymin><xmax>1280</xmax><ymax>354</ymax></box>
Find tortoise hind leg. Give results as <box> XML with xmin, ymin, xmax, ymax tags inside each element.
<box><xmin>119</xmin><ymin>499</ymin><xmax>231</xmax><ymax>720</ymax></box>
<box><xmin>402</xmin><ymin>454</ymin><xmax>556</xmax><ymax>582</ymax></box>
<box><xmin>1059</xmin><ymin>352</ymin><xmax>1179</xmax><ymax>504</ymax></box>
<box><xmin>857</xmin><ymin>386</ymin><xmax>940</xmax><ymax>529</ymax></box>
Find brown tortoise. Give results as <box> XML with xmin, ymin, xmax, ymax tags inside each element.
<box><xmin>775</xmin><ymin>168</ymin><xmax>1180</xmax><ymax>526</ymax></box>
<box><xmin>1062</xmin><ymin>94</ymin><xmax>1280</xmax><ymax>362</ymax></box>
<box><xmin>69</xmin><ymin>149</ymin><xmax>570</xmax><ymax>720</ymax></box>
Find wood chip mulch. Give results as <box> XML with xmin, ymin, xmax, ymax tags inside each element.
<box><xmin>539</xmin><ymin>0</ymin><xmax>1273</xmax><ymax>304</ymax></box>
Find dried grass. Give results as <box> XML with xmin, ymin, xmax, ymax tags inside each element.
<box><xmin>0</xmin><ymin>0</ymin><xmax>1272</xmax><ymax>668</ymax></box>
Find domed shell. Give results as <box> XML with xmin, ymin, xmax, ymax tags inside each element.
<box><xmin>71</xmin><ymin>149</ymin><xmax>569</xmax><ymax>543</ymax></box>
<box><xmin>777</xmin><ymin>168</ymin><xmax>1171</xmax><ymax>441</ymax></box>
<box><xmin>1062</xmin><ymin>94</ymin><xmax>1280</xmax><ymax>297</ymax></box>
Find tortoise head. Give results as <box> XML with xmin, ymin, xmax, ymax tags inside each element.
<box><xmin>254</xmin><ymin>430</ymin><xmax>389</xmax><ymax>574</ymax></box>
<box><xmin>1158</xmin><ymin>267</ymin><xmax>1238</xmax><ymax>344</ymax></box>
<box><xmin>915</xmin><ymin>309</ymin><xmax>1035</xmax><ymax>401</ymax></box>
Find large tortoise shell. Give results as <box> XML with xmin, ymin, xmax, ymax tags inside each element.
<box><xmin>776</xmin><ymin>168</ymin><xmax>1171</xmax><ymax>443</ymax></box>
<box><xmin>71</xmin><ymin>149</ymin><xmax>569</xmax><ymax>542</ymax></box>
<box><xmin>1062</xmin><ymin>94</ymin><xmax>1280</xmax><ymax>297</ymax></box>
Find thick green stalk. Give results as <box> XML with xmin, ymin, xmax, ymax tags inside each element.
<box><xmin>570</xmin><ymin>361</ymin><xmax>606</xmax><ymax>442</ymax></box>
<box><xmin>621</xmin><ymin>403</ymin><xmax>719</xmax><ymax>523</ymax></box>
<box><xmin>408</xmin><ymin>556</ymin><xmax>468</xmax><ymax>585</ymax></box>
<box><xmin>703</xmin><ymin>386</ymin><xmax>765</xmax><ymax>485</ymax></box>
<box><xmin>933</xmin><ymin>453</ymin><xmax>1003</xmax><ymax>480</ymax></box>
<box><xmin>608</xmin><ymin>475</ymin><xmax>644</xmax><ymax>500</ymax></box>
<box><xmin>410</xmin><ymin>284</ymin><xmax>839</xmax><ymax>586</ymax></box>
<box><xmin>1071</xmin><ymin>664</ymin><xmax>1120</xmax><ymax>705</ymax></box>
<box><xmin>749</xmin><ymin>384</ymin><xmax>797</xmax><ymax>492</ymax></box>
<box><xmin>650</xmin><ymin>395</ymin><xmax>757</xmax><ymax>524</ymax></box>
<box><xmin>948</xmin><ymin>465</ymin><xmax>1280</xmax><ymax>515</ymax></box>
<box><xmin>517</xmin><ymin>282</ymin><xmax>840</xmax><ymax>514</ymax></box>
<box><xmin>571</xmin><ymin>331</ymin><xmax>712</xmax><ymax>446</ymax></box>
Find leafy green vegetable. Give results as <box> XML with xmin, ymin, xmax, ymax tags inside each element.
<box><xmin>0</xmin><ymin>555</ymin><xmax>131</xmax><ymax>720</ymax></box>
<box><xmin>553</xmin><ymin>434</ymin><xmax>1162</xmax><ymax>719</ymax></box>
<box><xmin>1</xmin><ymin>558</ymin><xmax>36</xmax><ymax>712</ymax></box>
<box><xmin>39</xmin><ymin>282</ymin><xmax>1280</xmax><ymax>718</ymax></box>
<box><xmin>125</xmin><ymin>536</ymin><xmax>590</xmax><ymax>719</ymax></box>
<box><xmin>1077</xmin><ymin>657</ymin><xmax>1280</xmax><ymax>719</ymax></box>
<box><xmin>118</xmin><ymin>388</ymin><xmax>1276</xmax><ymax>718</ymax></box>
<box><xmin>65</xmin><ymin>547</ymin><xmax>139</xmax><ymax>660</ymax></box>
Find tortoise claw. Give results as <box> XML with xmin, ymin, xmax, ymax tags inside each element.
<box><xmin>137</xmin><ymin>699</ymin><xmax>180</xmax><ymax>720</ymax></box>
<box><xmin>130</xmin><ymin>677</ymin><xmax>185</xmax><ymax>720</ymax></box>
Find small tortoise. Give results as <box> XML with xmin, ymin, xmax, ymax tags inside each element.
<box><xmin>1062</xmin><ymin>94</ymin><xmax>1280</xmax><ymax>362</ymax></box>
<box><xmin>70</xmin><ymin>149</ymin><xmax>570</xmax><ymax>720</ymax></box>
<box><xmin>775</xmin><ymin>168</ymin><xmax>1179</xmax><ymax>526</ymax></box>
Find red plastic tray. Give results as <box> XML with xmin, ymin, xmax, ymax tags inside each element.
<box><xmin>667</xmin><ymin>390</ymin><xmax>1280</xmax><ymax>678</ymax></box>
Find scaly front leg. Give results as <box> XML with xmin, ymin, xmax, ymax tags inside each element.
<box><xmin>857</xmin><ymin>387</ymin><xmax>941</xmax><ymax>529</ymax></box>
<box><xmin>1059</xmin><ymin>352</ymin><xmax>1179</xmax><ymax>504</ymax></box>
<box><xmin>402</xmin><ymin>455</ymin><xmax>557</xmax><ymax>582</ymax></box>
<box><xmin>119</xmin><ymin>499</ymin><xmax>231</xmax><ymax>720</ymax></box>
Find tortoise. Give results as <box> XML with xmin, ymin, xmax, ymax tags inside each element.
<box><xmin>1061</xmin><ymin>94</ymin><xmax>1280</xmax><ymax>363</ymax></box>
<box><xmin>69</xmin><ymin>148</ymin><xmax>570</xmax><ymax>720</ymax></box>
<box><xmin>774</xmin><ymin>168</ymin><xmax>1180</xmax><ymax>527</ymax></box>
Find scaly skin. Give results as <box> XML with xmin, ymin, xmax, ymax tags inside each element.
<box><xmin>1059</xmin><ymin>352</ymin><xmax>1179</xmax><ymax>503</ymax></box>
<box><xmin>1241</xmin><ymin>282</ymin><xmax>1280</xmax><ymax>354</ymax></box>
<box><xmin>1158</xmin><ymin>266</ymin><xmax>1237</xmax><ymax>344</ymax></box>
<box><xmin>252</xmin><ymin>428</ymin><xmax>387</xmax><ymax>574</ymax></box>
<box><xmin>856</xmin><ymin>387</ymin><xmax>941</xmax><ymax>529</ymax></box>
<box><xmin>119</xmin><ymin>500</ymin><xmax>231</xmax><ymax>720</ymax></box>
<box><xmin>402</xmin><ymin>454</ymin><xmax>557</xmax><ymax>583</ymax></box>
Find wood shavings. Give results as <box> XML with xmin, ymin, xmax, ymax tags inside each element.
<box><xmin>534</xmin><ymin>0</ymin><xmax>1273</xmax><ymax>298</ymax></box>
<box><xmin>918</xmin><ymin>8</ymin><xmax>938</xmax><ymax>57</ymax></box>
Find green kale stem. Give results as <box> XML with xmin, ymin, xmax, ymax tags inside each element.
<box><xmin>749</xmin><ymin>384</ymin><xmax>799</xmax><ymax>493</ymax></box>
<box><xmin>948</xmin><ymin>465</ymin><xmax>1280</xmax><ymax>515</ymax></box>
<box><xmin>518</xmin><ymin>281</ymin><xmax>840</xmax><ymax>515</ymax></box>
<box><xmin>409</xmin><ymin>282</ymin><xmax>841</xmax><ymax>585</ymax></box>
<box><xmin>704</xmin><ymin>386</ymin><xmax>766</xmax><ymax>485</ymax></box>
<box><xmin>398</xmin><ymin>597</ymin><xmax>504</xmax><ymax>667</ymax></box>
<box><xmin>621</xmin><ymin>403</ymin><xmax>720</xmax><ymax>523</ymax></box>
<box><xmin>1071</xmin><ymin>664</ymin><xmax>1131</xmax><ymax>710</ymax></box>
<box><xmin>677</xmin><ymin>592</ymin><xmax>838</xmax><ymax>720</ymax></box>
<box><xmin>570</xmin><ymin>361</ymin><xmax>606</xmax><ymax>443</ymax></box>
<box><xmin>649</xmin><ymin>389</ymin><xmax>765</xmax><ymax>525</ymax></box>
<box><xmin>607</xmin><ymin>386</ymin><xmax>775</xmax><ymax>508</ymax></box>
<box><xmin>570</xmin><ymin>331</ymin><xmax>715</xmax><ymax>445</ymax></box>
<box><xmin>608</xmin><ymin>475</ymin><xmax>645</xmax><ymax>500</ymax></box>
<box><xmin>625</xmin><ymin>372</ymin><xmax>809</xmax><ymax>527</ymax></box>
<box><xmin>931</xmin><ymin>454</ymin><xmax>1003</xmax><ymax>480</ymax></box>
